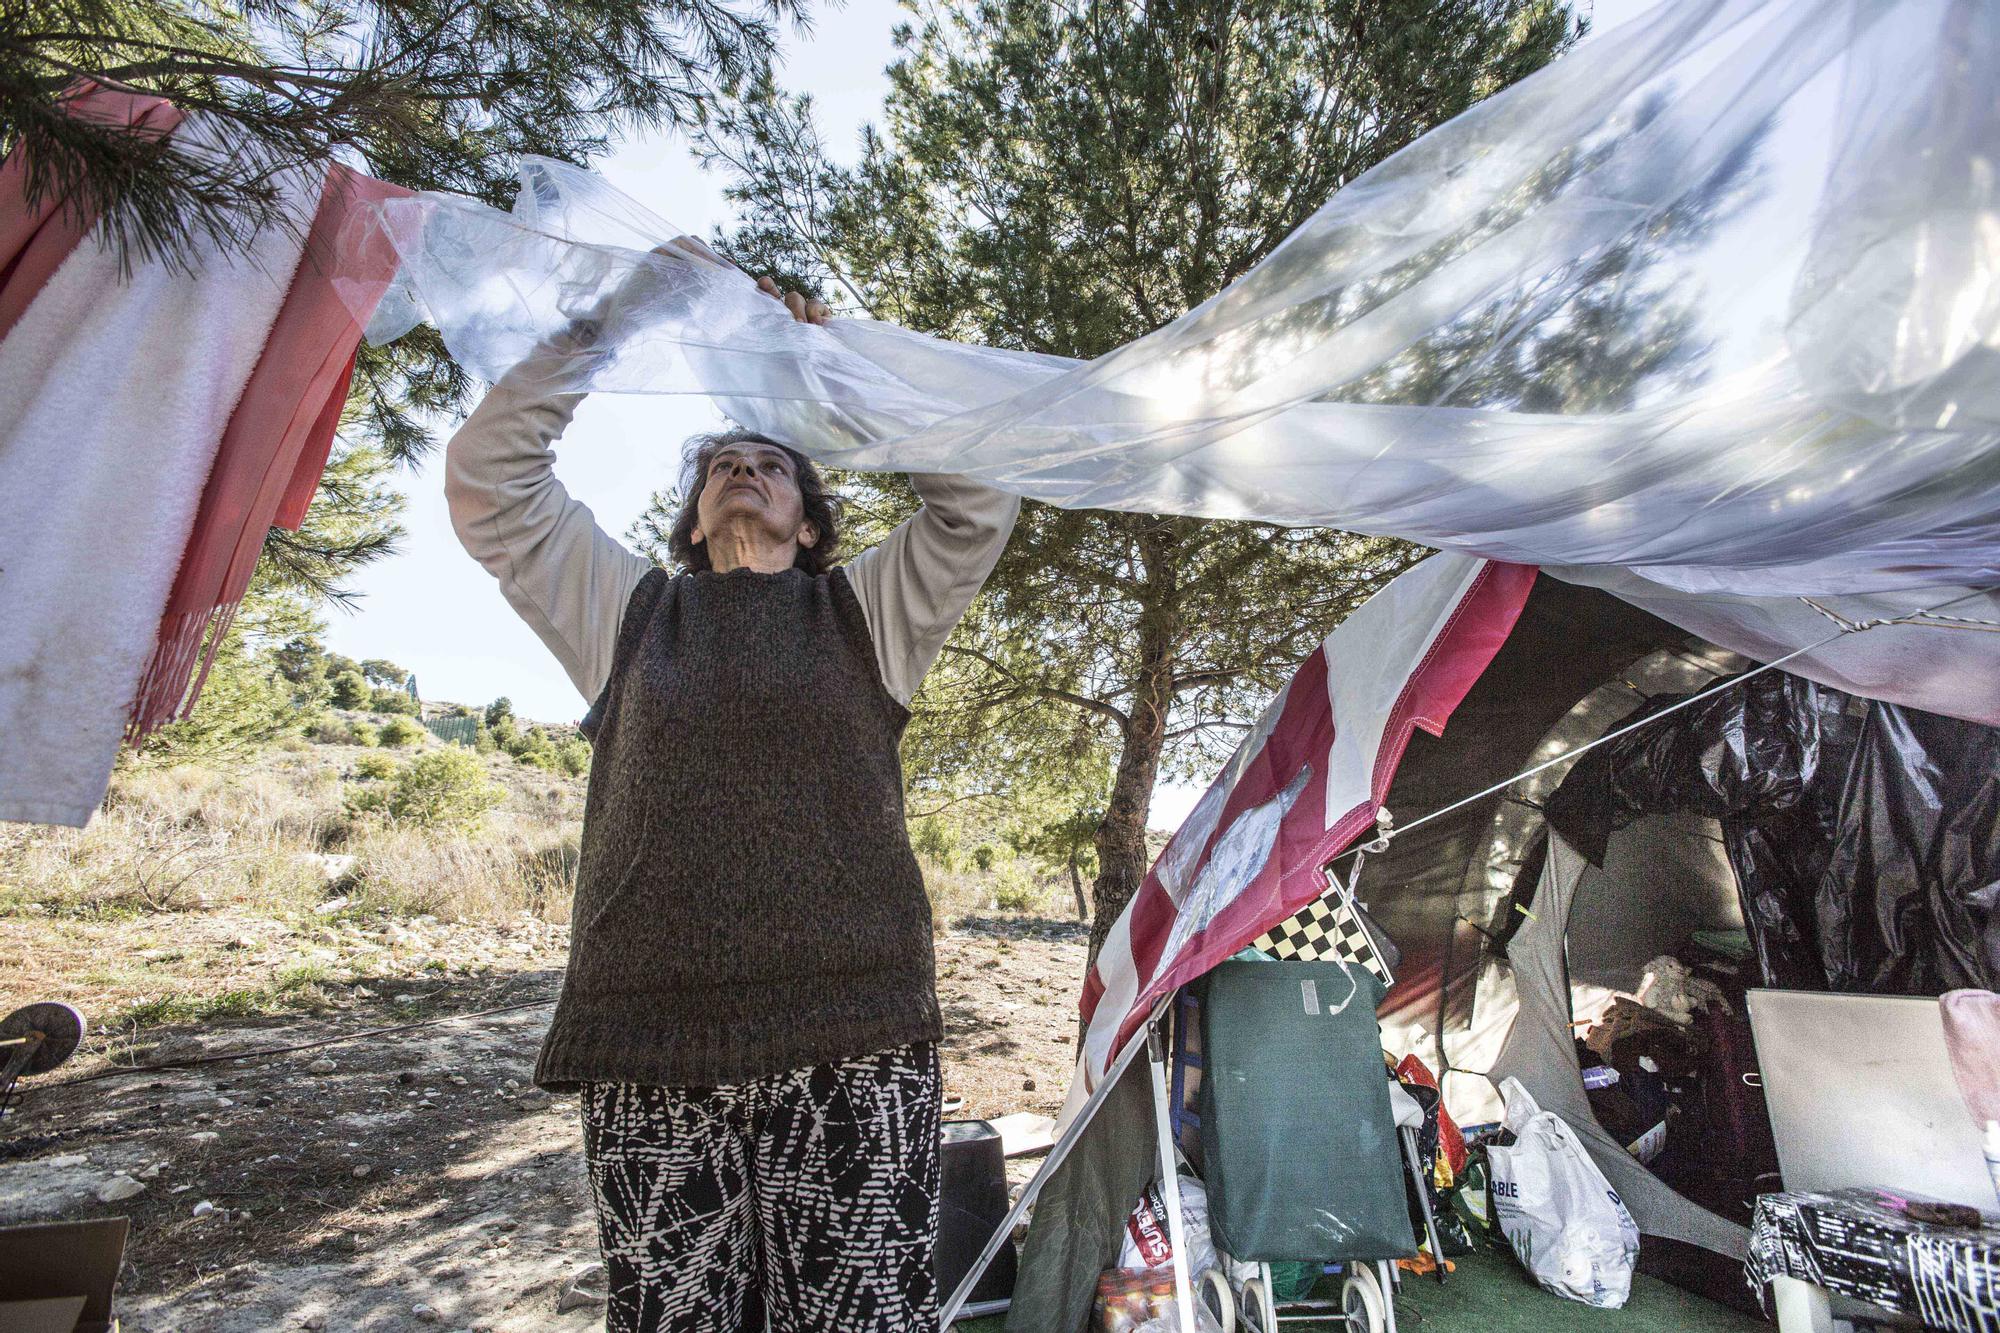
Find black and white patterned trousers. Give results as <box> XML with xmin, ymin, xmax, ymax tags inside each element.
<box><xmin>579</xmin><ymin>1042</ymin><xmax>943</xmax><ymax>1333</ymax></box>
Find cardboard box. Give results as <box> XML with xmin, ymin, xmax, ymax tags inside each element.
<box><xmin>0</xmin><ymin>1215</ymin><xmax>127</xmax><ymax>1333</ymax></box>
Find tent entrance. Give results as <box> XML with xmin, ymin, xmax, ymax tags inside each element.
<box><xmin>1479</xmin><ymin>827</ymin><xmax>1754</xmax><ymax>1259</ymax></box>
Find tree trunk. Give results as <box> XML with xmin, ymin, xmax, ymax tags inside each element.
<box><xmin>1086</xmin><ymin>685</ymin><xmax>1169</xmax><ymax>965</ymax></box>
<box><xmin>1086</xmin><ymin>531</ymin><xmax>1180</xmax><ymax>968</ymax></box>
<box><xmin>1068</xmin><ymin>851</ymin><xmax>1088</xmax><ymax>921</ymax></box>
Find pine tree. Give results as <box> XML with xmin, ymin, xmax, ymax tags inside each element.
<box><xmin>360</xmin><ymin>658</ymin><xmax>410</xmax><ymax>689</ymax></box>
<box><xmin>697</xmin><ymin>0</ymin><xmax>1584</xmax><ymax>961</ymax></box>
<box><xmin>2</xmin><ymin>0</ymin><xmax>804</xmax><ymax>278</ymax></box>
<box><xmin>5</xmin><ymin>0</ymin><xmax>813</xmax><ymax>467</ymax></box>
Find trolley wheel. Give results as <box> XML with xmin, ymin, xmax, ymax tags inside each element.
<box><xmin>1240</xmin><ymin>1271</ymin><xmax>1279</xmax><ymax>1333</ymax></box>
<box><xmin>1200</xmin><ymin>1267</ymin><xmax>1236</xmax><ymax>1333</ymax></box>
<box><xmin>1340</xmin><ymin>1265</ymin><xmax>1387</xmax><ymax>1333</ymax></box>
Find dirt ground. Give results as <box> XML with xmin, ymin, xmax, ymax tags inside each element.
<box><xmin>0</xmin><ymin>911</ymin><xmax>1087</xmax><ymax>1331</ymax></box>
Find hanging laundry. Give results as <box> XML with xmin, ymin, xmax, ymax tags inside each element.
<box><xmin>0</xmin><ymin>83</ymin><xmax>184</xmax><ymax>339</ymax></box>
<box><xmin>132</xmin><ymin>164</ymin><xmax>411</xmax><ymax>740</ymax></box>
<box><xmin>352</xmin><ymin>0</ymin><xmax>2000</xmax><ymax>726</ymax></box>
<box><xmin>0</xmin><ymin>92</ymin><xmax>406</xmax><ymax>827</ymax></box>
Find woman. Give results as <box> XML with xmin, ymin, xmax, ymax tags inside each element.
<box><xmin>444</xmin><ymin>270</ymin><xmax>1020</xmax><ymax>1332</ymax></box>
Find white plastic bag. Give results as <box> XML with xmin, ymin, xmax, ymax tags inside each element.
<box><xmin>1488</xmin><ymin>1077</ymin><xmax>1638</xmax><ymax>1308</ymax></box>
<box><xmin>1117</xmin><ymin>1175</ymin><xmax>1216</xmax><ymax>1282</ymax></box>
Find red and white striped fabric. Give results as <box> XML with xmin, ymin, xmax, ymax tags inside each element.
<box><xmin>1077</xmin><ymin>554</ymin><xmax>1537</xmax><ymax>1083</ymax></box>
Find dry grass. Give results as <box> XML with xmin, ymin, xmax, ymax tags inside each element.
<box><xmin>0</xmin><ymin>742</ymin><xmax>584</xmax><ymax>926</ymax></box>
<box><xmin>0</xmin><ymin>740</ymin><xmax>586</xmax><ymax>1041</ymax></box>
<box><xmin>0</xmin><ymin>735</ymin><xmax>1089</xmax><ymax>1048</ymax></box>
<box><xmin>920</xmin><ymin>859</ymin><xmax>1080</xmax><ymax>927</ymax></box>
<box><xmin>0</xmin><ymin>738</ymin><xmax>1075</xmax><ymax>932</ymax></box>
<box><xmin>342</xmin><ymin>824</ymin><xmax>581</xmax><ymax>924</ymax></box>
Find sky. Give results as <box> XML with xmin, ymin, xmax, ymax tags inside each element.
<box><xmin>322</xmin><ymin>0</ymin><xmax>1660</xmax><ymax>832</ymax></box>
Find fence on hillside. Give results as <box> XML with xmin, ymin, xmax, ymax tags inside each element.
<box><xmin>423</xmin><ymin>714</ymin><xmax>480</xmax><ymax>748</ymax></box>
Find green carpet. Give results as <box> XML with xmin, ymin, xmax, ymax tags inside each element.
<box><xmin>956</xmin><ymin>1243</ymin><xmax>1766</xmax><ymax>1331</ymax></box>
<box><xmin>1384</xmin><ymin>1245</ymin><xmax>1765</xmax><ymax>1332</ymax></box>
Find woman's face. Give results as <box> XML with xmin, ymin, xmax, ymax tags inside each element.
<box><xmin>691</xmin><ymin>442</ymin><xmax>817</xmax><ymax>556</ymax></box>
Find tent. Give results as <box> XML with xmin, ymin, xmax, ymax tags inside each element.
<box><xmin>959</xmin><ymin>558</ymin><xmax>2000</xmax><ymax>1330</ymax></box>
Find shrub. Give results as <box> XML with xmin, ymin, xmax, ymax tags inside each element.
<box><xmin>311</xmin><ymin>714</ymin><xmax>361</xmax><ymax>745</ymax></box>
<box><xmin>992</xmin><ymin>864</ymin><xmax>1044</xmax><ymax>913</ymax></box>
<box><xmin>131</xmin><ymin>637</ymin><xmax>306</xmax><ymax>765</ymax></box>
<box><xmin>555</xmin><ymin>738</ymin><xmax>592</xmax><ymax>777</ymax></box>
<box><xmin>369</xmin><ymin>687</ymin><xmax>418</xmax><ymax>715</ymax></box>
<box><xmin>516</xmin><ymin>750</ymin><xmax>560</xmax><ymax>774</ymax></box>
<box><xmin>377</xmin><ymin>716</ymin><xmax>426</xmax><ymax>748</ymax></box>
<box><xmin>328</xmin><ymin>671</ymin><xmax>370</xmax><ymax>708</ymax></box>
<box><xmin>343</xmin><ymin>782</ymin><xmax>388</xmax><ymax>818</ymax></box>
<box><xmin>351</xmin><ymin>721</ymin><xmax>380</xmax><ymax>748</ymax></box>
<box><xmin>971</xmin><ymin>842</ymin><xmax>998</xmax><ymax>872</ymax></box>
<box><xmin>911</xmin><ymin>818</ymin><xmax>959</xmax><ymax>872</ymax></box>
<box><xmin>352</xmin><ymin>752</ymin><xmax>399</xmax><ymax>781</ymax></box>
<box><xmin>376</xmin><ymin>748</ymin><xmax>502</xmax><ymax>830</ymax></box>
<box><xmin>497</xmin><ymin>722</ymin><xmax>555</xmax><ymax>770</ymax></box>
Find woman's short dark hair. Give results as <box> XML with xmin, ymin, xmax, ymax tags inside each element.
<box><xmin>667</xmin><ymin>430</ymin><xmax>843</xmax><ymax>575</ymax></box>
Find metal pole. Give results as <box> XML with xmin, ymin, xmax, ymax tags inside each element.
<box><xmin>1147</xmin><ymin>1023</ymin><xmax>1199</xmax><ymax>1333</ymax></box>
<box><xmin>1398</xmin><ymin>1126</ymin><xmax>1447</xmax><ymax>1285</ymax></box>
<box><xmin>939</xmin><ymin>997</ymin><xmax>1172</xmax><ymax>1328</ymax></box>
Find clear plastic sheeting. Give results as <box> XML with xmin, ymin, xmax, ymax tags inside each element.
<box><xmin>356</xmin><ymin>0</ymin><xmax>2000</xmax><ymax>601</ymax></box>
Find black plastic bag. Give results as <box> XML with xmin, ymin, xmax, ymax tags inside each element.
<box><xmin>1544</xmin><ymin>671</ymin><xmax>1998</xmax><ymax>994</ymax></box>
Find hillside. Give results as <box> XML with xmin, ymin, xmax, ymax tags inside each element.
<box><xmin>1</xmin><ymin>716</ymin><xmax>1090</xmax><ymax>1041</ymax></box>
<box><xmin>0</xmin><ymin>724</ymin><xmax>1093</xmax><ymax>1329</ymax></box>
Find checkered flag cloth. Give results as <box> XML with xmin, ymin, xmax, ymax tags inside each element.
<box><xmin>1253</xmin><ymin>888</ymin><xmax>1398</xmax><ymax>986</ymax></box>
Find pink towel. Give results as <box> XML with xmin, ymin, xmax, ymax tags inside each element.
<box><xmin>0</xmin><ymin>81</ymin><xmax>409</xmax><ymax>753</ymax></box>
<box><xmin>0</xmin><ymin>82</ymin><xmax>183</xmax><ymax>340</ymax></box>
<box><xmin>1941</xmin><ymin>989</ymin><xmax>2000</xmax><ymax>1128</ymax></box>
<box><xmin>131</xmin><ymin>165</ymin><xmax>411</xmax><ymax>738</ymax></box>
<box><xmin>0</xmin><ymin>114</ymin><xmax>316</xmax><ymax>826</ymax></box>
<box><xmin>0</xmin><ymin>88</ymin><xmax>407</xmax><ymax>822</ymax></box>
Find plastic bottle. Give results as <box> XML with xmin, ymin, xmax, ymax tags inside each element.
<box><xmin>1985</xmin><ymin>1121</ymin><xmax>2000</xmax><ymax>1211</ymax></box>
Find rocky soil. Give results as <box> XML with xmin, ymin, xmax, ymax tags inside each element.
<box><xmin>1</xmin><ymin>912</ymin><xmax>1087</xmax><ymax>1332</ymax></box>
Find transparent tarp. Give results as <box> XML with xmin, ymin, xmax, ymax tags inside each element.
<box><xmin>350</xmin><ymin>0</ymin><xmax>2000</xmax><ymax>710</ymax></box>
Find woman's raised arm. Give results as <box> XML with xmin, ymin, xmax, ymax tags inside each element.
<box><xmin>845</xmin><ymin>473</ymin><xmax>1021</xmax><ymax>709</ymax></box>
<box><xmin>444</xmin><ymin>352</ymin><xmax>652</xmax><ymax>706</ymax></box>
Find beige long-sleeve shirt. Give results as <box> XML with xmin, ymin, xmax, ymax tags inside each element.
<box><xmin>443</xmin><ymin>378</ymin><xmax>1020</xmax><ymax>709</ymax></box>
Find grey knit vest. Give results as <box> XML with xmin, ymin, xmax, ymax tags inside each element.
<box><xmin>531</xmin><ymin>564</ymin><xmax>941</xmax><ymax>1091</ymax></box>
